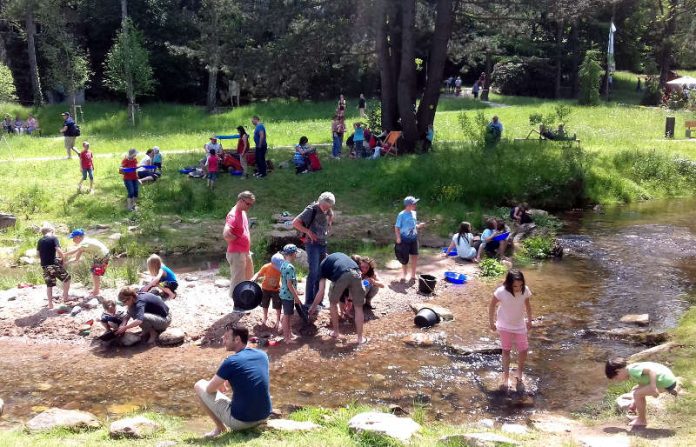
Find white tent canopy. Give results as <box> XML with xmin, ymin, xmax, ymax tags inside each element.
<box><xmin>666</xmin><ymin>76</ymin><xmax>696</xmax><ymax>87</ymax></box>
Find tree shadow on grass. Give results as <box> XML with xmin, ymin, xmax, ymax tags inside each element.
<box><xmin>603</xmin><ymin>425</ymin><xmax>676</xmax><ymax>439</ymax></box>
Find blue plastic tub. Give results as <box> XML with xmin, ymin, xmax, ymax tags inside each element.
<box><xmin>230</xmin><ymin>170</ymin><xmax>244</xmax><ymax>176</ymax></box>
<box><xmin>492</xmin><ymin>232</ymin><xmax>510</xmax><ymax>242</ymax></box>
<box><xmin>441</xmin><ymin>247</ymin><xmax>458</xmax><ymax>257</ymax></box>
<box><xmin>121</xmin><ymin>167</ymin><xmax>136</xmax><ymax>173</ymax></box>
<box><xmin>179</xmin><ymin>168</ymin><xmax>193</xmax><ymax>174</ymax></box>
<box><xmin>444</xmin><ymin>271</ymin><xmax>467</xmax><ymax>284</ymax></box>
<box><xmin>141</xmin><ymin>165</ymin><xmax>157</xmax><ymax>170</ymax></box>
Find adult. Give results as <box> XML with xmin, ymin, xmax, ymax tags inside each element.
<box><xmin>119</xmin><ymin>148</ymin><xmax>139</xmax><ymax>211</ymax></box>
<box><xmin>137</xmin><ymin>148</ymin><xmax>159</xmax><ymax>183</ymax></box>
<box><xmin>352</xmin><ymin>255</ymin><xmax>383</xmax><ymax>309</ymax></box>
<box><xmin>13</xmin><ymin>116</ymin><xmax>23</xmax><ymax>134</ymax></box>
<box><xmin>454</xmin><ymin>76</ymin><xmax>462</xmax><ymax>96</ymax></box>
<box><xmin>292</xmin><ymin>192</ymin><xmax>335</xmax><ymax>306</ymax></box>
<box><xmin>205</xmin><ymin>136</ymin><xmax>223</xmax><ymax>156</ymax></box>
<box><xmin>293</xmin><ymin>136</ymin><xmax>310</xmax><ymax>174</ymax></box>
<box><xmin>445</xmin><ymin>221</ymin><xmax>477</xmax><ymax>261</ymax></box>
<box><xmin>194</xmin><ymin>325</ymin><xmax>271</xmax><ymax>438</ymax></box>
<box><xmin>358</xmin><ymin>93</ymin><xmax>367</xmax><ymax>118</ymax></box>
<box><xmin>486</xmin><ymin>115</ymin><xmax>503</xmax><ymax>143</ymax></box>
<box><xmin>308</xmin><ymin>252</ymin><xmax>367</xmax><ymax>344</ymax></box>
<box><xmin>337</xmin><ymin>94</ymin><xmax>346</xmax><ymax>112</ymax></box>
<box><xmin>223</xmin><ymin>191</ymin><xmax>256</xmax><ymax>296</ymax></box>
<box><xmin>25</xmin><ymin>114</ymin><xmax>39</xmax><ymax>135</ymax></box>
<box><xmin>236</xmin><ymin>126</ymin><xmax>250</xmax><ymax>173</ymax></box>
<box><xmin>59</xmin><ymin>112</ymin><xmax>78</xmax><ymax>159</ymax></box>
<box><xmin>510</xmin><ymin>203</ymin><xmax>533</xmax><ymax>225</ymax></box>
<box><xmin>2</xmin><ymin>114</ymin><xmax>11</xmax><ymax>133</ymax></box>
<box><xmin>116</xmin><ymin>286</ymin><xmax>171</xmax><ymax>344</ymax></box>
<box><xmin>472</xmin><ymin>80</ymin><xmax>480</xmax><ymax>99</ymax></box>
<box><xmin>251</xmin><ymin>115</ymin><xmax>268</xmax><ymax>178</ymax></box>
<box><xmin>64</xmin><ymin>228</ymin><xmax>110</xmax><ymax>297</ymax></box>
<box><xmin>331</xmin><ymin>114</ymin><xmax>345</xmax><ymax>159</ymax></box>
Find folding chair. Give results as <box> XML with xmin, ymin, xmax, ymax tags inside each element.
<box><xmin>380</xmin><ymin>131</ymin><xmax>402</xmax><ymax>157</ymax></box>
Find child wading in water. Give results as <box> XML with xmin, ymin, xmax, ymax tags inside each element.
<box><xmin>488</xmin><ymin>269</ymin><xmax>533</xmax><ymax>391</ymax></box>
<box><xmin>605</xmin><ymin>357</ymin><xmax>678</xmax><ymax>428</ymax></box>
<box><xmin>144</xmin><ymin>254</ymin><xmax>178</xmax><ymax>299</ymax></box>
<box><xmin>279</xmin><ymin>244</ymin><xmax>302</xmax><ymax>343</ymax></box>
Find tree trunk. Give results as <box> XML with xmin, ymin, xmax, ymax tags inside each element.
<box><xmin>396</xmin><ymin>0</ymin><xmax>417</xmax><ymax>152</ymax></box>
<box><xmin>121</xmin><ymin>0</ymin><xmax>128</xmax><ymax>23</ymax></box>
<box><xmin>25</xmin><ymin>9</ymin><xmax>43</xmax><ymax>106</ymax></box>
<box><xmin>376</xmin><ymin>0</ymin><xmax>400</xmax><ymax>132</ymax></box>
<box><xmin>658</xmin><ymin>0</ymin><xmax>677</xmax><ymax>87</ymax></box>
<box><xmin>569</xmin><ymin>20</ymin><xmax>580</xmax><ymax>97</ymax></box>
<box><xmin>206</xmin><ymin>67</ymin><xmax>219</xmax><ymax>112</ymax></box>
<box><xmin>554</xmin><ymin>20</ymin><xmax>564</xmax><ymax>99</ymax></box>
<box><xmin>415</xmin><ymin>0</ymin><xmax>454</xmax><ymax>141</ymax></box>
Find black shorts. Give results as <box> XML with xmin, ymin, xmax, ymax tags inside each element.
<box><xmin>484</xmin><ymin>240</ymin><xmax>500</xmax><ymax>254</ymax></box>
<box><xmin>281</xmin><ymin>299</ymin><xmax>294</xmax><ymax>315</ymax></box>
<box><xmin>261</xmin><ymin>290</ymin><xmax>281</xmax><ymax>310</ymax></box>
<box><xmin>162</xmin><ymin>281</ymin><xmax>178</xmax><ymax>292</ymax></box>
<box><xmin>666</xmin><ymin>382</ymin><xmax>677</xmax><ymax>392</ymax></box>
<box><xmin>395</xmin><ymin>239</ymin><xmax>418</xmax><ymax>265</ymax></box>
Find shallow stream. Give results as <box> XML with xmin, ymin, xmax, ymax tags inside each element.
<box><xmin>1</xmin><ymin>198</ymin><xmax>695</xmax><ymax>425</ymax></box>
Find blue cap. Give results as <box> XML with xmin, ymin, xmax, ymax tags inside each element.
<box><xmin>68</xmin><ymin>228</ymin><xmax>85</xmax><ymax>239</ymax></box>
<box><xmin>281</xmin><ymin>244</ymin><xmax>298</xmax><ymax>255</ymax></box>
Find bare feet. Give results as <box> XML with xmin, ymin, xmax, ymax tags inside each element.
<box><xmin>499</xmin><ymin>374</ymin><xmax>510</xmax><ymax>391</ymax></box>
<box><xmin>203</xmin><ymin>428</ymin><xmax>225</xmax><ymax>438</ymax></box>
<box><xmin>147</xmin><ymin>331</ymin><xmax>158</xmax><ymax>344</ymax></box>
<box><xmin>285</xmin><ymin>335</ymin><xmax>299</xmax><ymax>344</ymax></box>
<box><xmin>629</xmin><ymin>418</ymin><xmax>647</xmax><ymax>428</ymax></box>
<box><xmin>357</xmin><ymin>336</ymin><xmax>369</xmax><ymax>345</ymax></box>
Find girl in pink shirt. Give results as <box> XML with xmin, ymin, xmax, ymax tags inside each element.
<box><xmin>488</xmin><ymin>269</ymin><xmax>533</xmax><ymax>391</ymax></box>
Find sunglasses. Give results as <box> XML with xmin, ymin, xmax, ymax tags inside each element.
<box><xmin>243</xmin><ymin>199</ymin><xmax>255</xmax><ymax>207</ymax></box>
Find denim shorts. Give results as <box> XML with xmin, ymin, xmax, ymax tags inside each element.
<box><xmin>82</xmin><ymin>168</ymin><xmax>93</xmax><ymax>180</ymax></box>
<box><xmin>281</xmin><ymin>299</ymin><xmax>295</xmax><ymax>315</ymax></box>
<box><xmin>207</xmin><ymin>172</ymin><xmax>218</xmax><ymax>180</ymax></box>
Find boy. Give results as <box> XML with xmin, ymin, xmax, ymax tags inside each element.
<box><xmin>251</xmin><ymin>259</ymin><xmax>282</xmax><ymax>328</ymax></box>
<box><xmin>72</xmin><ymin>141</ymin><xmax>94</xmax><ymax>194</ymax></box>
<box><xmin>278</xmin><ymin>244</ymin><xmax>302</xmax><ymax>343</ymax></box>
<box><xmin>152</xmin><ymin>146</ymin><xmax>163</xmax><ymax>173</ymax></box>
<box><xmin>64</xmin><ymin>228</ymin><xmax>110</xmax><ymax>297</ymax></box>
<box><xmin>605</xmin><ymin>357</ymin><xmax>678</xmax><ymax>428</ymax></box>
<box><xmin>99</xmin><ymin>298</ymin><xmax>126</xmax><ymax>334</ymax></box>
<box><xmin>394</xmin><ymin>196</ymin><xmax>426</xmax><ymax>282</ymax></box>
<box><xmin>37</xmin><ymin>224</ymin><xmax>71</xmax><ymax>309</ymax></box>
<box><xmin>205</xmin><ymin>148</ymin><xmax>219</xmax><ymax>189</ymax></box>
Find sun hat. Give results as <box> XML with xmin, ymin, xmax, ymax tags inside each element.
<box><xmin>68</xmin><ymin>228</ymin><xmax>85</xmax><ymax>239</ymax></box>
<box><xmin>127</xmin><ymin>148</ymin><xmax>138</xmax><ymax>158</ymax></box>
<box><xmin>404</xmin><ymin>196</ymin><xmax>420</xmax><ymax>206</ymax></box>
<box><xmin>210</xmin><ymin>135</ymin><xmax>218</xmax><ymax>141</ymax></box>
<box><xmin>282</xmin><ymin>244</ymin><xmax>298</xmax><ymax>255</ymax></box>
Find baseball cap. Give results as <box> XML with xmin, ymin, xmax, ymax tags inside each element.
<box><xmin>68</xmin><ymin>228</ymin><xmax>85</xmax><ymax>239</ymax></box>
<box><xmin>404</xmin><ymin>196</ymin><xmax>420</xmax><ymax>206</ymax></box>
<box><xmin>271</xmin><ymin>252</ymin><xmax>285</xmax><ymax>271</ymax></box>
<box><xmin>61</xmin><ymin>111</ymin><xmax>70</xmax><ymax>116</ymax></box>
<box><xmin>281</xmin><ymin>244</ymin><xmax>298</xmax><ymax>255</ymax></box>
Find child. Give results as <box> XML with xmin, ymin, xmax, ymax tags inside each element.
<box><xmin>394</xmin><ymin>195</ymin><xmax>426</xmax><ymax>282</ymax></box>
<box><xmin>144</xmin><ymin>254</ymin><xmax>178</xmax><ymax>299</ymax></box>
<box><xmin>72</xmin><ymin>141</ymin><xmax>94</xmax><ymax>194</ymax></box>
<box><xmin>64</xmin><ymin>228</ymin><xmax>110</xmax><ymax>297</ymax></box>
<box><xmin>120</xmin><ymin>148</ymin><xmax>139</xmax><ymax>211</ymax></box>
<box><xmin>251</xmin><ymin>259</ymin><xmax>282</xmax><ymax>328</ymax></box>
<box><xmin>99</xmin><ymin>298</ymin><xmax>126</xmax><ymax>333</ymax></box>
<box><xmin>488</xmin><ymin>269</ymin><xmax>533</xmax><ymax>391</ymax></box>
<box><xmin>293</xmin><ymin>136</ymin><xmax>309</xmax><ymax>174</ymax></box>
<box><xmin>204</xmin><ymin>148</ymin><xmax>219</xmax><ymax>189</ymax></box>
<box><xmin>353</xmin><ymin>122</ymin><xmax>365</xmax><ymax>158</ymax></box>
<box><xmin>475</xmin><ymin>218</ymin><xmax>508</xmax><ymax>261</ymax></box>
<box><xmin>152</xmin><ymin>146</ymin><xmax>163</xmax><ymax>173</ymax></box>
<box><xmin>37</xmin><ymin>224</ymin><xmax>71</xmax><ymax>309</ymax></box>
<box><xmin>605</xmin><ymin>358</ymin><xmax>678</xmax><ymax>428</ymax></box>
<box><xmin>279</xmin><ymin>244</ymin><xmax>302</xmax><ymax>343</ymax></box>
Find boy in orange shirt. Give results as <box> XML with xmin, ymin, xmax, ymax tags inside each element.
<box><xmin>251</xmin><ymin>260</ymin><xmax>282</xmax><ymax>328</ymax></box>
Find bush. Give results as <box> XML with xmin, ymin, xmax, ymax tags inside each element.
<box><xmin>479</xmin><ymin>258</ymin><xmax>506</xmax><ymax>277</ymax></box>
<box><xmin>578</xmin><ymin>50</ymin><xmax>602</xmax><ymax>105</ymax></box>
<box><xmin>0</xmin><ymin>63</ymin><xmax>17</xmax><ymax>102</ymax></box>
<box><xmin>491</xmin><ymin>57</ymin><xmax>556</xmax><ymax>98</ymax></box>
<box><xmin>521</xmin><ymin>235</ymin><xmax>555</xmax><ymax>259</ymax></box>
<box><xmin>640</xmin><ymin>76</ymin><xmax>662</xmax><ymax>106</ymax></box>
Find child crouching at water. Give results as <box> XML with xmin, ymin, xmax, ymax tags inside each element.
<box><xmin>144</xmin><ymin>254</ymin><xmax>178</xmax><ymax>299</ymax></box>
<box><xmin>488</xmin><ymin>269</ymin><xmax>533</xmax><ymax>391</ymax></box>
<box><xmin>279</xmin><ymin>244</ymin><xmax>302</xmax><ymax>344</ymax></box>
<box><xmin>99</xmin><ymin>298</ymin><xmax>126</xmax><ymax>333</ymax></box>
<box><xmin>605</xmin><ymin>357</ymin><xmax>678</xmax><ymax>428</ymax></box>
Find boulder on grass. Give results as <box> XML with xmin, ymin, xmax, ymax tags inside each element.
<box><xmin>348</xmin><ymin>411</ymin><xmax>420</xmax><ymax>442</ymax></box>
<box><xmin>0</xmin><ymin>213</ymin><xmax>17</xmax><ymax>229</ymax></box>
<box><xmin>109</xmin><ymin>416</ymin><xmax>161</xmax><ymax>438</ymax></box>
<box><xmin>26</xmin><ymin>408</ymin><xmax>101</xmax><ymax>432</ymax></box>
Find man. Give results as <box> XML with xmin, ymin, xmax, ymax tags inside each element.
<box><xmin>251</xmin><ymin>115</ymin><xmax>267</xmax><ymax>178</ymax></box>
<box><xmin>223</xmin><ymin>191</ymin><xmax>255</xmax><ymax>296</ymax></box>
<box><xmin>487</xmin><ymin>115</ymin><xmax>503</xmax><ymax>143</ymax></box>
<box><xmin>116</xmin><ymin>286</ymin><xmax>171</xmax><ymax>344</ymax></box>
<box><xmin>59</xmin><ymin>112</ymin><xmax>78</xmax><ymax>159</ymax></box>
<box><xmin>292</xmin><ymin>191</ymin><xmax>335</xmax><ymax>306</ymax></box>
<box><xmin>308</xmin><ymin>252</ymin><xmax>367</xmax><ymax>345</ymax></box>
<box><xmin>64</xmin><ymin>228</ymin><xmax>110</xmax><ymax>297</ymax></box>
<box><xmin>204</xmin><ymin>136</ymin><xmax>223</xmax><ymax>156</ymax></box>
<box><xmin>194</xmin><ymin>325</ymin><xmax>271</xmax><ymax>438</ymax></box>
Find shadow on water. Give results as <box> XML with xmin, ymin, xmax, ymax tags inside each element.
<box><xmin>1</xmin><ymin>198</ymin><xmax>696</xmax><ymax>424</ymax></box>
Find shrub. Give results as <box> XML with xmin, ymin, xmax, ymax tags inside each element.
<box><xmin>491</xmin><ymin>57</ymin><xmax>556</xmax><ymax>98</ymax></box>
<box><xmin>367</xmin><ymin>102</ymin><xmax>382</xmax><ymax>134</ymax></box>
<box><xmin>578</xmin><ymin>50</ymin><xmax>602</xmax><ymax>105</ymax></box>
<box><xmin>0</xmin><ymin>63</ymin><xmax>17</xmax><ymax>102</ymax></box>
<box><xmin>521</xmin><ymin>235</ymin><xmax>555</xmax><ymax>259</ymax></box>
<box><xmin>640</xmin><ymin>76</ymin><xmax>662</xmax><ymax>106</ymax></box>
<box><xmin>479</xmin><ymin>258</ymin><xmax>506</xmax><ymax>277</ymax></box>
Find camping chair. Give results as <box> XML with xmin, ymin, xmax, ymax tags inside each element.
<box><xmin>380</xmin><ymin>131</ymin><xmax>402</xmax><ymax>157</ymax></box>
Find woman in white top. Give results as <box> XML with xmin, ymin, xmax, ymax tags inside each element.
<box><xmin>444</xmin><ymin>221</ymin><xmax>476</xmax><ymax>261</ymax></box>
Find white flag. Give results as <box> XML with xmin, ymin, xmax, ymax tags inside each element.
<box><xmin>607</xmin><ymin>22</ymin><xmax>617</xmax><ymax>73</ymax></box>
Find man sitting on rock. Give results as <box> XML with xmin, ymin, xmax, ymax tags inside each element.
<box><xmin>194</xmin><ymin>325</ymin><xmax>271</xmax><ymax>438</ymax></box>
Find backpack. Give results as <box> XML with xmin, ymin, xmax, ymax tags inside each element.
<box><xmin>73</xmin><ymin>124</ymin><xmax>81</xmax><ymax>137</ymax></box>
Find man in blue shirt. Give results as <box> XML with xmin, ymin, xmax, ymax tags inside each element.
<box><xmin>60</xmin><ymin>112</ymin><xmax>77</xmax><ymax>159</ymax></box>
<box><xmin>194</xmin><ymin>325</ymin><xmax>271</xmax><ymax>438</ymax></box>
<box><xmin>251</xmin><ymin>115</ymin><xmax>268</xmax><ymax>178</ymax></box>
<box><xmin>486</xmin><ymin>115</ymin><xmax>503</xmax><ymax>143</ymax></box>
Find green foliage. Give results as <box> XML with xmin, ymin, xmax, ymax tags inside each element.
<box><xmin>0</xmin><ymin>63</ymin><xmax>18</xmax><ymax>102</ymax></box>
<box><xmin>457</xmin><ymin>110</ymin><xmax>487</xmax><ymax>145</ymax></box>
<box><xmin>491</xmin><ymin>57</ymin><xmax>556</xmax><ymax>98</ymax></box>
<box><xmin>479</xmin><ymin>258</ymin><xmax>506</xmax><ymax>277</ymax></box>
<box><xmin>367</xmin><ymin>102</ymin><xmax>382</xmax><ymax>133</ymax></box>
<box><xmin>521</xmin><ymin>235</ymin><xmax>555</xmax><ymax>259</ymax></box>
<box><xmin>578</xmin><ymin>50</ymin><xmax>602</xmax><ymax>106</ymax></box>
<box><xmin>640</xmin><ymin>76</ymin><xmax>662</xmax><ymax>106</ymax></box>
<box><xmin>529</xmin><ymin>104</ymin><xmax>573</xmax><ymax>128</ymax></box>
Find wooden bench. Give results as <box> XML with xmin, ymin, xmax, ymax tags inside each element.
<box><xmin>686</xmin><ymin>120</ymin><xmax>696</xmax><ymax>138</ymax></box>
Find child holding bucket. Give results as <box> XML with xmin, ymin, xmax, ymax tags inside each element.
<box><xmin>279</xmin><ymin>244</ymin><xmax>302</xmax><ymax>343</ymax></box>
<box><xmin>488</xmin><ymin>269</ymin><xmax>533</xmax><ymax>391</ymax></box>
<box><xmin>143</xmin><ymin>254</ymin><xmax>178</xmax><ymax>299</ymax></box>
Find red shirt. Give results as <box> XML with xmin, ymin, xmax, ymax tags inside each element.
<box><xmin>225</xmin><ymin>206</ymin><xmax>250</xmax><ymax>253</ymax></box>
<box><xmin>80</xmin><ymin>150</ymin><xmax>93</xmax><ymax>170</ymax></box>
<box><xmin>121</xmin><ymin>157</ymin><xmax>138</xmax><ymax>180</ymax></box>
<box><xmin>237</xmin><ymin>135</ymin><xmax>248</xmax><ymax>154</ymax></box>
<box><xmin>207</xmin><ymin>154</ymin><xmax>219</xmax><ymax>173</ymax></box>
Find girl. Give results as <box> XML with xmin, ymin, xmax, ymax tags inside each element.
<box><xmin>119</xmin><ymin>148</ymin><xmax>139</xmax><ymax>211</ymax></box>
<box><xmin>488</xmin><ymin>269</ymin><xmax>533</xmax><ymax>391</ymax></box>
<box><xmin>293</xmin><ymin>136</ymin><xmax>310</xmax><ymax>174</ymax></box>
<box><xmin>144</xmin><ymin>254</ymin><xmax>178</xmax><ymax>299</ymax></box>
<box><xmin>236</xmin><ymin>126</ymin><xmax>249</xmax><ymax>173</ymax></box>
<box><xmin>445</xmin><ymin>221</ymin><xmax>476</xmax><ymax>261</ymax></box>
<box><xmin>204</xmin><ymin>148</ymin><xmax>219</xmax><ymax>189</ymax></box>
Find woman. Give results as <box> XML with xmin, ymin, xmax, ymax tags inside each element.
<box><xmin>236</xmin><ymin>125</ymin><xmax>250</xmax><ymax>173</ymax></box>
<box><xmin>510</xmin><ymin>203</ymin><xmax>533</xmax><ymax>225</ymax></box>
<box><xmin>341</xmin><ymin>255</ymin><xmax>384</xmax><ymax>318</ymax></box>
<box><xmin>331</xmin><ymin>114</ymin><xmax>345</xmax><ymax>158</ymax></box>
<box><xmin>445</xmin><ymin>221</ymin><xmax>477</xmax><ymax>261</ymax></box>
<box><xmin>293</xmin><ymin>136</ymin><xmax>310</xmax><ymax>174</ymax></box>
<box><xmin>116</xmin><ymin>286</ymin><xmax>172</xmax><ymax>344</ymax></box>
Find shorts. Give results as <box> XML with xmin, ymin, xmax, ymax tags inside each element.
<box><xmin>328</xmin><ymin>270</ymin><xmax>365</xmax><ymax>307</ymax></box>
<box><xmin>207</xmin><ymin>172</ymin><xmax>218</xmax><ymax>180</ymax></box>
<box><xmin>161</xmin><ymin>281</ymin><xmax>178</xmax><ymax>292</ymax></box>
<box><xmin>137</xmin><ymin>170</ymin><xmax>157</xmax><ymax>181</ymax></box>
<box><xmin>64</xmin><ymin>136</ymin><xmax>77</xmax><ymax>150</ymax></box>
<box><xmin>665</xmin><ymin>381</ymin><xmax>677</xmax><ymax>392</ymax></box>
<box><xmin>395</xmin><ymin>239</ymin><xmax>418</xmax><ymax>265</ymax></box>
<box><xmin>194</xmin><ymin>380</ymin><xmax>266</xmax><ymax>430</ymax></box>
<box><xmin>261</xmin><ymin>290</ymin><xmax>281</xmax><ymax>310</ymax></box>
<box><xmin>281</xmin><ymin>299</ymin><xmax>295</xmax><ymax>315</ymax></box>
<box><xmin>81</xmin><ymin>168</ymin><xmax>94</xmax><ymax>181</ymax></box>
<box><xmin>498</xmin><ymin>330</ymin><xmax>528</xmax><ymax>351</ymax></box>
<box><xmin>484</xmin><ymin>240</ymin><xmax>501</xmax><ymax>255</ymax></box>
<box><xmin>91</xmin><ymin>256</ymin><xmax>110</xmax><ymax>276</ymax></box>
<box><xmin>42</xmin><ymin>263</ymin><xmax>71</xmax><ymax>287</ymax></box>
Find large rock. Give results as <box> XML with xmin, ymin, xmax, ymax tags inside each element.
<box><xmin>409</xmin><ymin>303</ymin><xmax>454</xmax><ymax>321</ymax></box>
<box><xmin>108</xmin><ymin>233</ymin><xmax>122</xmax><ymax>241</ymax></box>
<box><xmin>619</xmin><ymin>314</ymin><xmax>649</xmax><ymax>326</ymax></box>
<box><xmin>447</xmin><ymin>343</ymin><xmax>502</xmax><ymax>356</ymax></box>
<box><xmin>26</xmin><ymin>408</ymin><xmax>101</xmax><ymax>432</ymax></box>
<box><xmin>214</xmin><ymin>279</ymin><xmax>231</xmax><ymax>288</ymax></box>
<box><xmin>501</xmin><ymin>423</ymin><xmax>528</xmax><ymax>434</ymax></box>
<box><xmin>119</xmin><ymin>332</ymin><xmax>142</xmax><ymax>347</ymax></box>
<box><xmin>585</xmin><ymin>328</ymin><xmax>669</xmax><ymax>346</ymax></box>
<box><xmin>439</xmin><ymin>433</ymin><xmax>519</xmax><ymax>446</ymax></box>
<box><xmin>403</xmin><ymin>331</ymin><xmax>446</xmax><ymax>347</ymax></box>
<box><xmin>84</xmin><ymin>298</ymin><xmax>100</xmax><ymax>309</ymax></box>
<box><xmin>266</xmin><ymin>419</ymin><xmax>320</xmax><ymax>432</ymax></box>
<box><xmin>529</xmin><ymin>413</ymin><xmax>578</xmax><ymax>433</ymax></box>
<box><xmin>615</xmin><ymin>393</ymin><xmax>634</xmax><ymax>412</ymax></box>
<box><xmin>109</xmin><ymin>416</ymin><xmax>161</xmax><ymax>438</ymax></box>
<box><xmin>158</xmin><ymin>328</ymin><xmax>185</xmax><ymax>346</ymax></box>
<box><xmin>0</xmin><ymin>212</ymin><xmax>17</xmax><ymax>229</ymax></box>
<box><xmin>348</xmin><ymin>411</ymin><xmax>420</xmax><ymax>442</ymax></box>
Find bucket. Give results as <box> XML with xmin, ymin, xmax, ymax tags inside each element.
<box><xmin>414</xmin><ymin>307</ymin><xmax>440</xmax><ymax>328</ymax></box>
<box><xmin>232</xmin><ymin>281</ymin><xmax>263</xmax><ymax>311</ymax></box>
<box><xmin>418</xmin><ymin>274</ymin><xmax>437</xmax><ymax>294</ymax></box>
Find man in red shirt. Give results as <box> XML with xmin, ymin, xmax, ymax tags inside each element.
<box><xmin>223</xmin><ymin>191</ymin><xmax>256</xmax><ymax>297</ymax></box>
